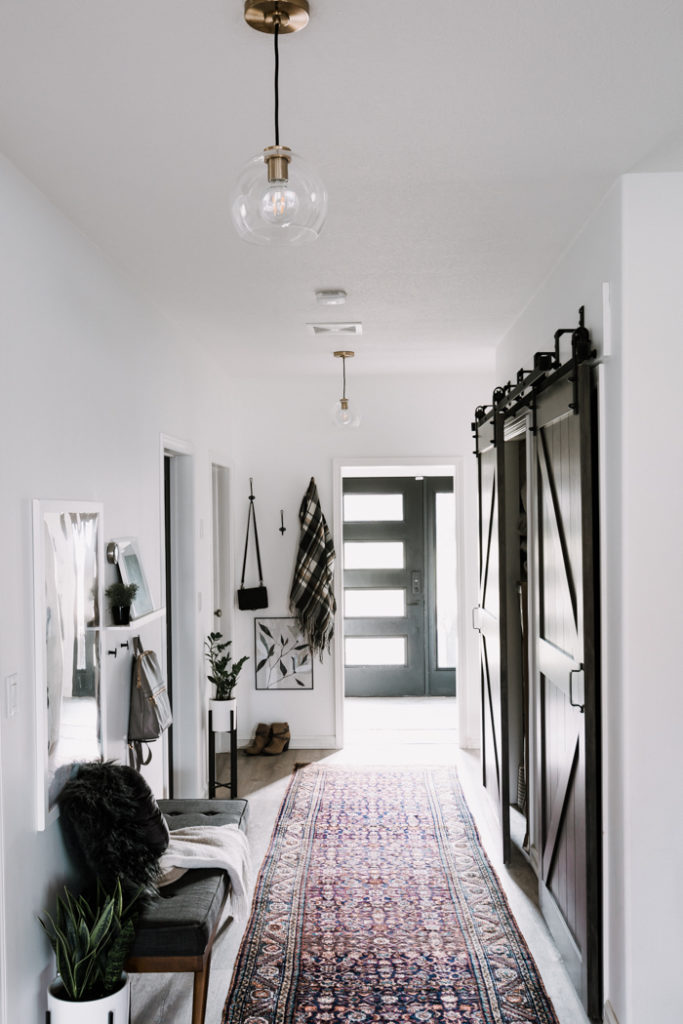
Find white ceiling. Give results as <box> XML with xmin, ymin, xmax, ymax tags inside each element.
<box><xmin>1</xmin><ymin>1</ymin><xmax>682</xmax><ymax>377</ymax></box>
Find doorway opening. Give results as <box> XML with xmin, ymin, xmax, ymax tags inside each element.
<box><xmin>211</xmin><ymin>464</ymin><xmax>231</xmax><ymax>621</ymax></box>
<box><xmin>334</xmin><ymin>460</ymin><xmax>461</xmax><ymax>750</ymax></box>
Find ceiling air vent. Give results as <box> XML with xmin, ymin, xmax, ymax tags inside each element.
<box><xmin>306</xmin><ymin>322</ymin><xmax>363</xmax><ymax>336</ymax></box>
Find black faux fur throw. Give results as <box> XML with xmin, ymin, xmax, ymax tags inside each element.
<box><xmin>57</xmin><ymin>761</ymin><xmax>169</xmax><ymax>896</ymax></box>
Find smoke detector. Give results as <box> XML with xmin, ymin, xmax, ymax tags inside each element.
<box><xmin>315</xmin><ymin>289</ymin><xmax>347</xmax><ymax>306</ymax></box>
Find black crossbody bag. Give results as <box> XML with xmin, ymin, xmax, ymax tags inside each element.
<box><xmin>237</xmin><ymin>480</ymin><xmax>268</xmax><ymax>610</ymax></box>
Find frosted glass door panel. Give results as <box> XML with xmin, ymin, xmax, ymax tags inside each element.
<box><xmin>343</xmin><ymin>493</ymin><xmax>404</xmax><ymax>522</ymax></box>
<box><xmin>344</xmin><ymin>541</ymin><xmax>404</xmax><ymax>570</ymax></box>
<box><xmin>345</xmin><ymin>636</ymin><xmax>407</xmax><ymax>666</ymax></box>
<box><xmin>344</xmin><ymin>589</ymin><xmax>406</xmax><ymax>618</ymax></box>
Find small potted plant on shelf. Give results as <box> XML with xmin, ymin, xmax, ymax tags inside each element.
<box><xmin>205</xmin><ymin>623</ymin><xmax>248</xmax><ymax>731</ymax></box>
<box><xmin>104</xmin><ymin>581</ymin><xmax>139</xmax><ymax>626</ymax></box>
<box><xmin>39</xmin><ymin>877</ymin><xmax>140</xmax><ymax>1023</ymax></box>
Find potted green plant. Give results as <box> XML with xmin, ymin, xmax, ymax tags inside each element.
<box><xmin>39</xmin><ymin>878</ymin><xmax>140</xmax><ymax>1022</ymax></box>
<box><xmin>205</xmin><ymin>627</ymin><xmax>248</xmax><ymax>731</ymax></box>
<box><xmin>104</xmin><ymin>581</ymin><xmax>139</xmax><ymax>626</ymax></box>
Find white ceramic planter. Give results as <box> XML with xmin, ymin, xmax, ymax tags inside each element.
<box><xmin>47</xmin><ymin>973</ymin><xmax>130</xmax><ymax>1023</ymax></box>
<box><xmin>209</xmin><ymin>697</ymin><xmax>236</xmax><ymax>731</ymax></box>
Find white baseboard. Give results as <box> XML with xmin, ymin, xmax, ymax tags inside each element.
<box><xmin>603</xmin><ymin>999</ymin><xmax>620</xmax><ymax>1024</ymax></box>
<box><xmin>291</xmin><ymin>736</ymin><xmax>338</xmax><ymax>749</ymax></box>
<box><xmin>236</xmin><ymin>735</ymin><xmax>338</xmax><ymax>750</ymax></box>
<box><xmin>458</xmin><ymin>736</ymin><xmax>480</xmax><ymax>750</ymax></box>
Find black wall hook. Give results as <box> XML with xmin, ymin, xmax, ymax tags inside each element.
<box><xmin>279</xmin><ymin>510</ymin><xmax>286</xmax><ymax>534</ymax></box>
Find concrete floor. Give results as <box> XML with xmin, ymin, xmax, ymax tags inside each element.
<box><xmin>130</xmin><ymin>697</ymin><xmax>590</xmax><ymax>1024</ymax></box>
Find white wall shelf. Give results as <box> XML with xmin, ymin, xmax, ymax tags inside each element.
<box><xmin>105</xmin><ymin>607</ymin><xmax>166</xmax><ymax>631</ymax></box>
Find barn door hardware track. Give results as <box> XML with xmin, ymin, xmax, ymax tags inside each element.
<box><xmin>471</xmin><ymin>307</ymin><xmax>596</xmax><ymax>446</ymax></box>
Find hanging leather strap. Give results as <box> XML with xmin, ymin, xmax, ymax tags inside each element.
<box><xmin>128</xmin><ymin>740</ymin><xmax>153</xmax><ymax>770</ymax></box>
<box><xmin>240</xmin><ymin>480</ymin><xmax>264</xmax><ymax>588</ymax></box>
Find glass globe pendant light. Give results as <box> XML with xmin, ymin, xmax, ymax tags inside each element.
<box><xmin>332</xmin><ymin>350</ymin><xmax>361</xmax><ymax>428</ymax></box>
<box><xmin>231</xmin><ymin>0</ymin><xmax>328</xmax><ymax>245</ymax></box>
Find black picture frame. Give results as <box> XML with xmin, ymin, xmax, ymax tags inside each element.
<box><xmin>254</xmin><ymin>617</ymin><xmax>313</xmax><ymax>690</ymax></box>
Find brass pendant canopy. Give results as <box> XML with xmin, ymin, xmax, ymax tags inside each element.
<box><xmin>244</xmin><ymin>0</ymin><xmax>310</xmax><ymax>34</ymax></box>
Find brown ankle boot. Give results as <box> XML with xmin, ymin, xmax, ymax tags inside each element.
<box><xmin>244</xmin><ymin>723</ymin><xmax>272</xmax><ymax>756</ymax></box>
<box><xmin>263</xmin><ymin>722</ymin><xmax>290</xmax><ymax>755</ymax></box>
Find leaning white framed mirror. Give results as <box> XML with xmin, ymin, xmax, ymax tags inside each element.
<box><xmin>111</xmin><ymin>537</ymin><xmax>154</xmax><ymax>618</ymax></box>
<box><xmin>32</xmin><ymin>500</ymin><xmax>104</xmax><ymax>830</ymax></box>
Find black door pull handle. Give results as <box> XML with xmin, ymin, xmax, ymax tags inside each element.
<box><xmin>569</xmin><ymin>666</ymin><xmax>585</xmax><ymax>713</ymax></box>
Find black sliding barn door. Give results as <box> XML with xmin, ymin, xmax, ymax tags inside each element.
<box><xmin>533</xmin><ymin>364</ymin><xmax>601</xmax><ymax>1019</ymax></box>
<box><xmin>474</xmin><ymin>411</ymin><xmax>511</xmax><ymax>864</ymax></box>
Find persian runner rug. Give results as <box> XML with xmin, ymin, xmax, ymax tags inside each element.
<box><xmin>223</xmin><ymin>764</ymin><xmax>559</xmax><ymax>1024</ymax></box>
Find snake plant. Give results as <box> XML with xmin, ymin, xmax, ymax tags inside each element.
<box><xmin>39</xmin><ymin>878</ymin><xmax>139</xmax><ymax>1001</ymax></box>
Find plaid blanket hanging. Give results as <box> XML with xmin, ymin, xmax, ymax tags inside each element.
<box><xmin>289</xmin><ymin>477</ymin><xmax>336</xmax><ymax>659</ymax></box>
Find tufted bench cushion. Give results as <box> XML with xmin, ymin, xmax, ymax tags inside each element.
<box><xmin>130</xmin><ymin>798</ymin><xmax>248</xmax><ymax>957</ymax></box>
<box><xmin>126</xmin><ymin>797</ymin><xmax>249</xmax><ymax>1024</ymax></box>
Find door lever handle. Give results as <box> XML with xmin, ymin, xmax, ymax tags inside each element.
<box><xmin>569</xmin><ymin>666</ymin><xmax>585</xmax><ymax>713</ymax></box>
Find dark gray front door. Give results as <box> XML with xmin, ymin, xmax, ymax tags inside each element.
<box><xmin>343</xmin><ymin>476</ymin><xmax>455</xmax><ymax>698</ymax></box>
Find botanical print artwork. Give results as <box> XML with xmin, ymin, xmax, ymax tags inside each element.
<box><xmin>254</xmin><ymin>617</ymin><xmax>313</xmax><ymax>690</ymax></box>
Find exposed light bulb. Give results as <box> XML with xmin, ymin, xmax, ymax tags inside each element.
<box><xmin>261</xmin><ymin>184</ymin><xmax>300</xmax><ymax>223</ymax></box>
<box><xmin>332</xmin><ymin>397</ymin><xmax>361</xmax><ymax>429</ymax></box>
<box><xmin>231</xmin><ymin>148</ymin><xmax>327</xmax><ymax>244</ymax></box>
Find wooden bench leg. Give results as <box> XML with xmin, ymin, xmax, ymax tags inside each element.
<box><xmin>192</xmin><ymin>951</ymin><xmax>212</xmax><ymax>1024</ymax></box>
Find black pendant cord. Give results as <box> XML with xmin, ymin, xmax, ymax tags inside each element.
<box><xmin>274</xmin><ymin>21</ymin><xmax>280</xmax><ymax>146</ymax></box>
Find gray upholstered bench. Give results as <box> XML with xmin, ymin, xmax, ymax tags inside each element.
<box><xmin>126</xmin><ymin>798</ymin><xmax>249</xmax><ymax>1024</ymax></box>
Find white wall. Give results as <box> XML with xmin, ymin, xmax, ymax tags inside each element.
<box><xmin>0</xmin><ymin>146</ymin><xmax>495</xmax><ymax>1022</ymax></box>
<box><xmin>0</xmin><ymin>153</ymin><xmax>233</xmax><ymax>1022</ymax></box>
<box><xmin>228</xmin><ymin>370</ymin><xmax>493</xmax><ymax>751</ymax></box>
<box><xmin>620</xmin><ymin>173</ymin><xmax>683</xmax><ymax>1024</ymax></box>
<box><xmin>497</xmin><ymin>181</ymin><xmax>626</xmax><ymax>1020</ymax></box>
<box><xmin>496</xmin><ymin>173</ymin><xmax>683</xmax><ymax>1023</ymax></box>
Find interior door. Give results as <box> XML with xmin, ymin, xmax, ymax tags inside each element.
<box><xmin>533</xmin><ymin>365</ymin><xmax>601</xmax><ymax>1019</ymax></box>
<box><xmin>343</xmin><ymin>477</ymin><xmax>425</xmax><ymax>696</ymax></box>
<box><xmin>474</xmin><ymin>411</ymin><xmax>511</xmax><ymax>863</ymax></box>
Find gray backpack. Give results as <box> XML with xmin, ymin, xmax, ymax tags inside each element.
<box><xmin>128</xmin><ymin>639</ymin><xmax>173</xmax><ymax>769</ymax></box>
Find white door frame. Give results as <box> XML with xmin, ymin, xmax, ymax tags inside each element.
<box><xmin>210</xmin><ymin>458</ymin><xmax>235</xmax><ymax>757</ymax></box>
<box><xmin>332</xmin><ymin>456</ymin><xmax>466</xmax><ymax>748</ymax></box>
<box><xmin>160</xmin><ymin>434</ymin><xmax>199</xmax><ymax>797</ymax></box>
